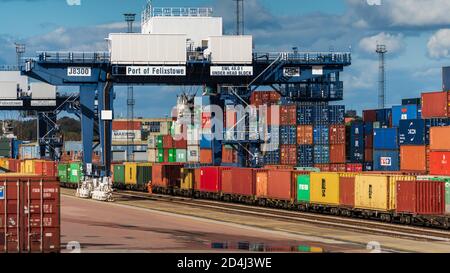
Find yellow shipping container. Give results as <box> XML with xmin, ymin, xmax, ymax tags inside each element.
<box><xmin>181</xmin><ymin>168</ymin><xmax>194</xmax><ymax>190</ymax></box>
<box><xmin>124</xmin><ymin>162</ymin><xmax>138</xmax><ymax>185</ymax></box>
<box><xmin>0</xmin><ymin>158</ymin><xmax>9</xmax><ymax>169</ymax></box>
<box><xmin>310</xmin><ymin>172</ymin><xmax>340</xmax><ymax>205</ymax></box>
<box><xmin>24</xmin><ymin>160</ymin><xmax>35</xmax><ymax>174</ymax></box>
<box><xmin>355</xmin><ymin>174</ymin><xmax>415</xmax><ymax>211</ymax></box>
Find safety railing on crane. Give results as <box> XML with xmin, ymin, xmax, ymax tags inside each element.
<box><xmin>253</xmin><ymin>51</ymin><xmax>352</xmax><ymax>64</ymax></box>
<box><xmin>35</xmin><ymin>51</ymin><xmax>110</xmax><ymax>63</ymax></box>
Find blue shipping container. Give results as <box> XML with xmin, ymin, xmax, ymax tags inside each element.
<box><xmin>313</xmin><ymin>145</ymin><xmax>330</xmax><ymax>164</ymax></box>
<box><xmin>200</xmin><ymin>134</ymin><xmax>213</xmax><ymax>149</ymax></box>
<box><xmin>328</xmin><ymin>105</ymin><xmax>345</xmax><ymax>124</ymax></box>
<box><xmin>373</xmin><ymin>150</ymin><xmax>400</xmax><ymax>171</ymax></box>
<box><xmin>392</xmin><ymin>105</ymin><xmax>418</xmax><ymax>127</ymax></box>
<box><xmin>296</xmin><ymin>105</ymin><xmax>314</xmax><ymax>125</ymax></box>
<box><xmin>312</xmin><ymin>105</ymin><xmax>329</xmax><ymax>125</ymax></box>
<box><xmin>364</xmin><ymin>122</ymin><xmax>374</xmax><ymax>135</ymax></box>
<box><xmin>375</xmin><ymin>109</ymin><xmax>392</xmax><ymax>124</ymax></box>
<box><xmin>297</xmin><ymin>145</ymin><xmax>314</xmax><ymax>167</ymax></box>
<box><xmin>373</xmin><ymin>128</ymin><xmax>398</xmax><ymax>150</ymax></box>
<box><xmin>399</xmin><ymin>119</ymin><xmax>425</xmax><ymax>145</ymax></box>
<box><xmin>350</xmin><ymin>123</ymin><xmax>364</xmax><ymax>163</ymax></box>
<box><xmin>264</xmin><ymin>150</ymin><xmax>280</xmax><ymax>165</ymax></box>
<box><xmin>280</xmin><ymin>125</ymin><xmax>297</xmax><ymax>145</ymax></box>
<box><xmin>313</xmin><ymin>125</ymin><xmax>329</xmax><ymax>145</ymax></box>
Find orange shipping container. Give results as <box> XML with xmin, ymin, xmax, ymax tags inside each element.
<box><xmin>112</xmin><ymin>120</ymin><xmax>141</xmax><ymax>130</ymax></box>
<box><xmin>280</xmin><ymin>145</ymin><xmax>297</xmax><ymax>165</ymax></box>
<box><xmin>255</xmin><ymin>169</ymin><xmax>268</xmax><ymax>197</ymax></box>
<box><xmin>222</xmin><ymin>146</ymin><xmax>238</xmax><ymax>163</ymax></box>
<box><xmin>400</xmin><ymin>145</ymin><xmax>427</xmax><ymax>172</ymax></box>
<box><xmin>200</xmin><ymin>149</ymin><xmax>213</xmax><ymax>164</ymax></box>
<box><xmin>280</xmin><ymin>105</ymin><xmax>296</xmax><ymax>125</ymax></box>
<box><xmin>329</xmin><ymin>144</ymin><xmax>346</xmax><ymax>164</ymax></box>
<box><xmin>421</xmin><ymin>91</ymin><xmax>450</xmax><ymax>118</ymax></box>
<box><xmin>430</xmin><ymin>127</ymin><xmax>450</xmax><ymax>151</ymax></box>
<box><xmin>297</xmin><ymin>125</ymin><xmax>313</xmax><ymax>145</ymax></box>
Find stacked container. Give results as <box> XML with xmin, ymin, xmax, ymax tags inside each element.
<box><xmin>373</xmin><ymin>128</ymin><xmax>400</xmax><ymax>171</ymax></box>
<box><xmin>399</xmin><ymin>119</ymin><xmax>427</xmax><ymax>172</ymax></box>
<box><xmin>429</xmin><ymin>126</ymin><xmax>450</xmax><ymax>175</ymax></box>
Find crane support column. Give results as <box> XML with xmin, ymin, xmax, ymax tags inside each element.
<box><xmin>80</xmin><ymin>84</ymin><xmax>97</xmax><ymax>166</ymax></box>
<box><xmin>97</xmin><ymin>81</ymin><xmax>114</xmax><ymax>176</ymax></box>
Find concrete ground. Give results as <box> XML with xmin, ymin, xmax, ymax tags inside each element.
<box><xmin>61</xmin><ymin>190</ymin><xmax>450</xmax><ymax>253</ymax></box>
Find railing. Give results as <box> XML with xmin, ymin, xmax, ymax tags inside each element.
<box><xmin>142</xmin><ymin>6</ymin><xmax>213</xmax><ymax>25</ymax></box>
<box><xmin>35</xmin><ymin>51</ymin><xmax>110</xmax><ymax>63</ymax></box>
<box><xmin>253</xmin><ymin>52</ymin><xmax>352</xmax><ymax>64</ymax></box>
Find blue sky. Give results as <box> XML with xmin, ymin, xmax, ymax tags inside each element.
<box><xmin>1</xmin><ymin>0</ymin><xmax>450</xmax><ymax>117</ymax></box>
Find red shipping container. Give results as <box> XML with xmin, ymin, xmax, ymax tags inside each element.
<box><xmin>297</xmin><ymin>125</ymin><xmax>313</xmax><ymax>145</ymax></box>
<box><xmin>265</xmin><ymin>170</ymin><xmax>294</xmax><ymax>201</ymax></box>
<box><xmin>200</xmin><ymin>167</ymin><xmax>226</xmax><ymax>193</ymax></box>
<box><xmin>329</xmin><ymin>125</ymin><xmax>346</xmax><ymax>144</ymax></box>
<box><xmin>151</xmin><ymin>163</ymin><xmax>183</xmax><ymax>188</ymax></box>
<box><xmin>250</xmin><ymin>91</ymin><xmax>280</xmax><ymax>106</ymax></box>
<box><xmin>365</xmin><ymin>134</ymin><xmax>373</xmax><ymax>148</ymax></box>
<box><xmin>200</xmin><ymin>149</ymin><xmax>213</xmax><ymax>164</ymax></box>
<box><xmin>0</xmin><ymin>176</ymin><xmax>60</xmax><ymax>253</ymax></box>
<box><xmin>7</xmin><ymin>159</ymin><xmax>21</xmax><ymax>173</ymax></box>
<box><xmin>280</xmin><ymin>145</ymin><xmax>297</xmax><ymax>166</ymax></box>
<box><xmin>421</xmin><ymin>91</ymin><xmax>450</xmax><ymax>118</ymax></box>
<box><xmin>363</xmin><ymin>110</ymin><xmax>377</xmax><ymax>123</ymax></box>
<box><xmin>396</xmin><ymin>180</ymin><xmax>445</xmax><ymax>215</ymax></box>
<box><xmin>429</xmin><ymin>151</ymin><xmax>450</xmax><ymax>175</ymax></box>
<box><xmin>330</xmin><ymin>164</ymin><xmax>346</xmax><ymax>172</ymax></box>
<box><xmin>339</xmin><ymin>176</ymin><xmax>355</xmax><ymax>207</ymax></box>
<box><xmin>34</xmin><ymin>161</ymin><xmax>57</xmax><ymax>177</ymax></box>
<box><xmin>174</xmin><ymin>139</ymin><xmax>187</xmax><ymax>149</ymax></box>
<box><xmin>330</xmin><ymin>144</ymin><xmax>346</xmax><ymax>163</ymax></box>
<box><xmin>163</xmin><ymin>135</ymin><xmax>175</xmax><ymax>149</ymax></box>
<box><xmin>112</xmin><ymin>120</ymin><xmax>141</xmax><ymax>130</ymax></box>
<box><xmin>346</xmin><ymin>163</ymin><xmax>363</xmax><ymax>172</ymax></box>
<box><xmin>280</xmin><ymin>105</ymin><xmax>296</xmax><ymax>125</ymax></box>
<box><xmin>221</xmin><ymin>168</ymin><xmax>255</xmax><ymax>196</ymax></box>
<box><xmin>365</xmin><ymin>148</ymin><xmax>373</xmax><ymax>163</ymax></box>
<box><xmin>314</xmin><ymin>164</ymin><xmax>331</xmax><ymax>172</ymax></box>
<box><xmin>222</xmin><ymin>146</ymin><xmax>237</xmax><ymax>164</ymax></box>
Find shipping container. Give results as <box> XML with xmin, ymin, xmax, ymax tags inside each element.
<box><xmin>430</xmin><ymin>127</ymin><xmax>450</xmax><ymax>151</ymax></box>
<box><xmin>399</xmin><ymin>119</ymin><xmax>426</xmax><ymax>145</ymax></box>
<box><xmin>200</xmin><ymin>167</ymin><xmax>226</xmax><ymax>193</ymax></box>
<box><xmin>58</xmin><ymin>163</ymin><xmax>69</xmax><ymax>183</ymax></box>
<box><xmin>112</xmin><ymin>120</ymin><xmax>141</xmax><ymax>130</ymax></box>
<box><xmin>330</xmin><ymin>163</ymin><xmax>346</xmax><ymax>172</ymax></box>
<box><xmin>206</xmin><ymin>35</ymin><xmax>253</xmax><ymax>64</ymax></box>
<box><xmin>113</xmin><ymin>164</ymin><xmax>125</xmax><ymax>184</ymax></box>
<box><xmin>250</xmin><ymin>91</ymin><xmax>280</xmax><ymax>106</ymax></box>
<box><xmin>280</xmin><ymin>125</ymin><xmax>297</xmax><ymax>145</ymax></box>
<box><xmin>312</xmin><ymin>105</ymin><xmax>329</xmax><ymax>125</ymax></box>
<box><xmin>349</xmin><ymin>123</ymin><xmax>364</xmax><ymax>163</ymax></box>
<box><xmin>200</xmin><ymin>149</ymin><xmax>213</xmax><ymax>164</ymax></box>
<box><xmin>176</xmin><ymin>149</ymin><xmax>187</xmax><ymax>163</ymax></box>
<box><xmin>280</xmin><ymin>105</ymin><xmax>297</xmax><ymax>125</ymax></box>
<box><xmin>313</xmin><ymin>125</ymin><xmax>329</xmax><ymax>145</ymax></box>
<box><xmin>221</xmin><ymin>168</ymin><xmax>254</xmax><ymax>196</ymax></box>
<box><xmin>314</xmin><ymin>164</ymin><xmax>331</xmax><ymax>172</ymax></box>
<box><xmin>222</xmin><ymin>145</ymin><xmax>237</xmax><ymax>164</ymax></box>
<box><xmin>374</xmin><ymin>128</ymin><xmax>398</xmax><ymax>150</ymax></box>
<box><xmin>396</xmin><ymin>180</ymin><xmax>445</xmax><ymax>215</ymax></box>
<box><xmin>296</xmin><ymin>174</ymin><xmax>310</xmax><ymax>202</ymax></box>
<box><xmin>373</xmin><ymin>150</ymin><xmax>400</xmax><ymax>172</ymax></box>
<box><xmin>296</xmin><ymin>125</ymin><xmax>313</xmax><ymax>145</ymax></box>
<box><xmin>392</xmin><ymin>105</ymin><xmax>418</xmax><ymax>127</ymax></box>
<box><xmin>136</xmin><ymin>164</ymin><xmax>152</xmax><ymax>185</ymax></box>
<box><xmin>429</xmin><ymin>152</ymin><xmax>450</xmax><ymax>176</ymax></box>
<box><xmin>310</xmin><ymin>173</ymin><xmax>340</xmax><ymax>205</ymax></box>
<box><xmin>313</xmin><ymin>145</ymin><xmax>330</xmax><ymax>164</ymax></box>
<box><xmin>69</xmin><ymin>162</ymin><xmax>83</xmax><ymax>184</ymax></box>
<box><xmin>125</xmin><ymin>162</ymin><xmax>138</xmax><ymax>185</ymax></box>
<box><xmin>34</xmin><ymin>161</ymin><xmax>57</xmax><ymax>177</ymax></box>
<box><xmin>112</xmin><ymin>150</ymin><xmax>127</xmax><ymax>162</ymax></box>
<box><xmin>375</xmin><ymin>108</ymin><xmax>392</xmax><ymax>125</ymax></box>
<box><xmin>151</xmin><ymin>163</ymin><xmax>183</xmax><ymax>189</ymax></box>
<box><xmin>296</xmin><ymin>105</ymin><xmax>313</xmax><ymax>125</ymax></box>
<box><xmin>264</xmin><ymin>170</ymin><xmax>294</xmax><ymax>201</ymax></box>
<box><xmin>329</xmin><ymin>144</ymin><xmax>346</xmax><ymax>164</ymax></box>
<box><xmin>354</xmin><ymin>174</ymin><xmax>415</xmax><ymax>211</ymax></box>
<box><xmin>400</xmin><ymin>145</ymin><xmax>427</xmax><ymax>172</ymax></box>
<box><xmin>297</xmin><ymin>145</ymin><xmax>314</xmax><ymax>167</ymax></box>
<box><xmin>328</xmin><ymin>105</ymin><xmax>345</xmax><ymax>124</ymax></box>
<box><xmin>329</xmin><ymin>125</ymin><xmax>346</xmax><ymax>144</ymax></box>
<box><xmin>421</xmin><ymin>91</ymin><xmax>449</xmax><ymax>118</ymax></box>
<box><xmin>280</xmin><ymin>145</ymin><xmax>297</xmax><ymax>166</ymax></box>
<box><xmin>339</xmin><ymin>176</ymin><xmax>355</xmax><ymax>207</ymax></box>
<box><xmin>109</xmin><ymin>33</ymin><xmax>187</xmax><ymax>64</ymax></box>
<box><xmin>187</xmin><ymin>146</ymin><xmax>200</xmax><ymax>162</ymax></box>
<box><xmin>363</xmin><ymin>110</ymin><xmax>377</xmax><ymax>123</ymax></box>
<box><xmin>263</xmin><ymin>150</ymin><xmax>280</xmax><ymax>165</ymax></box>
<box><xmin>346</xmin><ymin>163</ymin><xmax>363</xmax><ymax>172</ymax></box>
<box><xmin>180</xmin><ymin>168</ymin><xmax>195</xmax><ymax>191</ymax></box>
<box><xmin>416</xmin><ymin>175</ymin><xmax>450</xmax><ymax>214</ymax></box>
<box><xmin>0</xmin><ymin>176</ymin><xmax>60</xmax><ymax>253</ymax></box>
<box><xmin>363</xmin><ymin>162</ymin><xmax>374</xmax><ymax>172</ymax></box>
<box><xmin>402</xmin><ymin>98</ymin><xmax>421</xmax><ymax>106</ymax></box>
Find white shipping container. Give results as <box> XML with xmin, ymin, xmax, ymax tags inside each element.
<box><xmin>112</xmin><ymin>151</ymin><xmax>127</xmax><ymax>162</ymax></box>
<box><xmin>133</xmin><ymin>151</ymin><xmax>148</xmax><ymax>162</ymax></box>
<box><xmin>187</xmin><ymin>146</ymin><xmax>200</xmax><ymax>162</ymax></box>
<box><xmin>112</xmin><ymin>130</ymin><xmax>142</xmax><ymax>141</ymax></box>
<box><xmin>148</xmin><ymin>149</ymin><xmax>157</xmax><ymax>163</ymax></box>
<box><xmin>0</xmin><ymin>71</ymin><xmax>28</xmax><ymax>95</ymax></box>
<box><xmin>30</xmin><ymin>82</ymin><xmax>57</xmax><ymax>99</ymax></box>
<box><xmin>148</xmin><ymin>135</ymin><xmax>157</xmax><ymax>149</ymax></box>
<box><xmin>109</xmin><ymin>33</ymin><xmax>187</xmax><ymax>65</ymax></box>
<box><xmin>205</xmin><ymin>36</ymin><xmax>253</xmax><ymax>64</ymax></box>
<box><xmin>0</xmin><ymin>82</ymin><xmax>19</xmax><ymax>99</ymax></box>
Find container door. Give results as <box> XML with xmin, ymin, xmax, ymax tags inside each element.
<box><xmin>0</xmin><ymin>180</ymin><xmax>20</xmax><ymax>253</ymax></box>
<box><xmin>297</xmin><ymin>175</ymin><xmax>310</xmax><ymax>202</ymax></box>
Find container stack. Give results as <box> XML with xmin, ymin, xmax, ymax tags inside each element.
<box><xmin>373</xmin><ymin>128</ymin><xmax>400</xmax><ymax>171</ymax></box>
<box><xmin>429</xmin><ymin>127</ymin><xmax>450</xmax><ymax>175</ymax></box>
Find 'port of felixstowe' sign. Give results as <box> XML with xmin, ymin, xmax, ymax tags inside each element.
<box><xmin>126</xmin><ymin>66</ymin><xmax>186</xmax><ymax>76</ymax></box>
<box><xmin>0</xmin><ymin>101</ymin><xmax>23</xmax><ymax>107</ymax></box>
<box><xmin>210</xmin><ymin>66</ymin><xmax>253</xmax><ymax>76</ymax></box>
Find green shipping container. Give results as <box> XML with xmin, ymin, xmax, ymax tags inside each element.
<box><xmin>157</xmin><ymin>149</ymin><xmax>164</xmax><ymax>163</ymax></box>
<box><xmin>176</xmin><ymin>149</ymin><xmax>187</xmax><ymax>163</ymax></box>
<box><xmin>297</xmin><ymin>175</ymin><xmax>310</xmax><ymax>202</ymax></box>
<box><xmin>113</xmin><ymin>165</ymin><xmax>125</xmax><ymax>184</ymax></box>
<box><xmin>168</xmin><ymin>149</ymin><xmax>176</xmax><ymax>163</ymax></box>
<box><xmin>58</xmin><ymin>163</ymin><xmax>69</xmax><ymax>183</ymax></box>
<box><xmin>69</xmin><ymin>162</ymin><xmax>83</xmax><ymax>183</ymax></box>
<box><xmin>417</xmin><ymin>176</ymin><xmax>450</xmax><ymax>214</ymax></box>
<box><xmin>157</xmin><ymin>135</ymin><xmax>164</xmax><ymax>149</ymax></box>
<box><xmin>137</xmin><ymin>165</ymin><xmax>152</xmax><ymax>185</ymax></box>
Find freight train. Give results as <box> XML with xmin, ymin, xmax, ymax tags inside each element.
<box><xmin>103</xmin><ymin>163</ymin><xmax>450</xmax><ymax>230</ymax></box>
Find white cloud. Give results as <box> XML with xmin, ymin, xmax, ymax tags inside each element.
<box><xmin>427</xmin><ymin>29</ymin><xmax>450</xmax><ymax>59</ymax></box>
<box><xmin>358</xmin><ymin>32</ymin><xmax>405</xmax><ymax>55</ymax></box>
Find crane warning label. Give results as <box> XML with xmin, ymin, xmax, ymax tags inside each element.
<box><xmin>126</xmin><ymin>66</ymin><xmax>186</xmax><ymax>76</ymax></box>
<box><xmin>210</xmin><ymin>66</ymin><xmax>253</xmax><ymax>76</ymax></box>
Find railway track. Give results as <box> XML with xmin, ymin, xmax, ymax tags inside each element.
<box><xmin>113</xmin><ymin>190</ymin><xmax>450</xmax><ymax>243</ymax></box>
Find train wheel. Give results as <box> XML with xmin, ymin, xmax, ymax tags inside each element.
<box><xmin>405</xmin><ymin>216</ymin><xmax>412</xmax><ymax>225</ymax></box>
<box><xmin>384</xmin><ymin>214</ymin><xmax>392</xmax><ymax>223</ymax></box>
<box><xmin>443</xmin><ymin>220</ymin><xmax>450</xmax><ymax>229</ymax></box>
